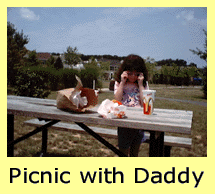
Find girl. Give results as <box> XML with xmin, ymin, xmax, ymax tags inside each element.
<box><xmin>114</xmin><ymin>54</ymin><xmax>148</xmax><ymax>157</ymax></box>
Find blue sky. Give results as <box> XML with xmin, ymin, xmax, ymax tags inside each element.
<box><xmin>7</xmin><ymin>7</ymin><xmax>207</xmax><ymax>68</ymax></box>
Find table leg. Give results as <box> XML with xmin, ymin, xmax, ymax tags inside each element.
<box><xmin>39</xmin><ymin>119</ymin><xmax>60</xmax><ymax>157</ymax></box>
<box><xmin>7</xmin><ymin>114</ymin><xmax>14</xmax><ymax>157</ymax></box>
<box><xmin>164</xmin><ymin>146</ymin><xmax>171</xmax><ymax>157</ymax></box>
<box><xmin>149</xmin><ymin>131</ymin><xmax>164</xmax><ymax>157</ymax></box>
<box><xmin>41</xmin><ymin>128</ymin><xmax>48</xmax><ymax>157</ymax></box>
<box><xmin>7</xmin><ymin>118</ymin><xmax>60</xmax><ymax>157</ymax></box>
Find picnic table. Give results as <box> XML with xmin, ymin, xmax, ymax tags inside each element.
<box><xmin>7</xmin><ymin>95</ymin><xmax>193</xmax><ymax>157</ymax></box>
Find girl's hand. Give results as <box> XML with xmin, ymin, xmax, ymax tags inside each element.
<box><xmin>138</xmin><ymin>73</ymin><xmax>144</xmax><ymax>86</ymax></box>
<box><xmin>121</xmin><ymin>71</ymin><xmax>128</xmax><ymax>84</ymax></box>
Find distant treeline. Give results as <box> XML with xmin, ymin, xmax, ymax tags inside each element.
<box><xmin>50</xmin><ymin>52</ymin><xmax>200</xmax><ymax>69</ymax></box>
<box><xmin>79</xmin><ymin>54</ymin><xmax>125</xmax><ymax>61</ymax></box>
<box><xmin>79</xmin><ymin>55</ymin><xmax>198</xmax><ymax>68</ymax></box>
<box><xmin>155</xmin><ymin>59</ymin><xmax>198</xmax><ymax>68</ymax></box>
<box><xmin>54</xmin><ymin>53</ymin><xmax>198</xmax><ymax>68</ymax></box>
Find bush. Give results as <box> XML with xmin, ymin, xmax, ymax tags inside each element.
<box><xmin>79</xmin><ymin>68</ymin><xmax>102</xmax><ymax>89</ymax></box>
<box><xmin>26</xmin><ymin>66</ymin><xmax>50</xmax><ymax>84</ymax></box>
<box><xmin>48</xmin><ymin>69</ymin><xmax>62</xmax><ymax>91</ymax></box>
<box><xmin>62</xmin><ymin>69</ymin><xmax>79</xmax><ymax>88</ymax></box>
<box><xmin>13</xmin><ymin>64</ymin><xmax>103</xmax><ymax>97</ymax></box>
<box><xmin>23</xmin><ymin>66</ymin><xmax>61</xmax><ymax>91</ymax></box>
<box><xmin>13</xmin><ymin>69</ymin><xmax>51</xmax><ymax>98</ymax></box>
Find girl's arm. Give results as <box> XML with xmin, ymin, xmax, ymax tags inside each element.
<box><xmin>114</xmin><ymin>81</ymin><xmax>125</xmax><ymax>101</ymax></box>
<box><xmin>114</xmin><ymin>71</ymin><xmax>128</xmax><ymax>101</ymax></box>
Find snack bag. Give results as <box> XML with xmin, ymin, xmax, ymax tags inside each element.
<box><xmin>56</xmin><ymin>76</ymin><xmax>98</xmax><ymax>112</ymax></box>
<box><xmin>97</xmin><ymin>99</ymin><xmax>126</xmax><ymax>119</ymax></box>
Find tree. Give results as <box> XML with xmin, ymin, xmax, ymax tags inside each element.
<box><xmin>7</xmin><ymin>22</ymin><xmax>29</xmax><ymax>86</ymax></box>
<box><xmin>46</xmin><ymin>55</ymin><xmax>56</xmax><ymax>67</ymax></box>
<box><xmin>189</xmin><ymin>29</ymin><xmax>207</xmax><ymax>98</ymax></box>
<box><xmin>145</xmin><ymin>61</ymin><xmax>157</xmax><ymax>83</ymax></box>
<box><xmin>190</xmin><ymin>29</ymin><xmax>207</xmax><ymax>62</ymax></box>
<box><xmin>54</xmin><ymin>57</ymin><xmax>64</xmax><ymax>70</ymax></box>
<box><xmin>156</xmin><ymin>58</ymin><xmax>187</xmax><ymax>67</ymax></box>
<box><xmin>161</xmin><ymin>65</ymin><xmax>171</xmax><ymax>85</ymax></box>
<box><xmin>99</xmin><ymin>61</ymin><xmax>110</xmax><ymax>71</ymax></box>
<box><xmin>202</xmin><ymin>67</ymin><xmax>207</xmax><ymax>98</ymax></box>
<box><xmin>79</xmin><ymin>58</ymin><xmax>102</xmax><ymax>89</ymax></box>
<box><xmin>145</xmin><ymin>56</ymin><xmax>155</xmax><ymax>64</ymax></box>
<box><xmin>26</xmin><ymin>50</ymin><xmax>41</xmax><ymax>66</ymax></box>
<box><xmin>188</xmin><ymin>62</ymin><xmax>197</xmax><ymax>68</ymax></box>
<box><xmin>64</xmin><ymin>46</ymin><xmax>81</xmax><ymax>66</ymax></box>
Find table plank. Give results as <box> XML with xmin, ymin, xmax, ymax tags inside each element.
<box><xmin>7</xmin><ymin>95</ymin><xmax>192</xmax><ymax>134</ymax></box>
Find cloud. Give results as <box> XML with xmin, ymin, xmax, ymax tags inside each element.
<box><xmin>176</xmin><ymin>14</ymin><xmax>180</xmax><ymax>19</ymax></box>
<box><xmin>102</xmin><ymin>7</ymin><xmax>170</xmax><ymax>21</ymax></box>
<box><xmin>181</xmin><ymin>10</ymin><xmax>194</xmax><ymax>21</ymax></box>
<box><xmin>20</xmin><ymin>7</ymin><xmax>39</xmax><ymax>21</ymax></box>
<box><xmin>175</xmin><ymin>10</ymin><xmax>207</xmax><ymax>27</ymax></box>
<box><xmin>176</xmin><ymin>10</ymin><xmax>194</xmax><ymax>22</ymax></box>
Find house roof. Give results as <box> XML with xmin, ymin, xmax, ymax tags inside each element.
<box><xmin>98</xmin><ymin>58</ymin><xmax>121</xmax><ymax>67</ymax></box>
<box><xmin>36</xmin><ymin>53</ymin><xmax>51</xmax><ymax>61</ymax></box>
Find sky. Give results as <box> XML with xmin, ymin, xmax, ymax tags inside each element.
<box><xmin>7</xmin><ymin>7</ymin><xmax>207</xmax><ymax>68</ymax></box>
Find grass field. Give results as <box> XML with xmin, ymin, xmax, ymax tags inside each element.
<box><xmin>8</xmin><ymin>84</ymin><xmax>207</xmax><ymax>157</ymax></box>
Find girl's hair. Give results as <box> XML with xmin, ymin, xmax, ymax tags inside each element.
<box><xmin>115</xmin><ymin>54</ymin><xmax>148</xmax><ymax>86</ymax></box>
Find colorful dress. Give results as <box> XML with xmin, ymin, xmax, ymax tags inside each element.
<box><xmin>114</xmin><ymin>81</ymin><xmax>145</xmax><ymax>149</ymax></box>
<box><xmin>114</xmin><ymin>81</ymin><xmax>141</xmax><ymax>107</ymax></box>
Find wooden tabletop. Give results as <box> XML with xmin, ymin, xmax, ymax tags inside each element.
<box><xmin>7</xmin><ymin>95</ymin><xmax>193</xmax><ymax>134</ymax></box>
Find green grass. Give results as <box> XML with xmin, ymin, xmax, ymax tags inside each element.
<box><xmin>154</xmin><ymin>87</ymin><xmax>206</xmax><ymax>102</ymax></box>
<box><xmin>8</xmin><ymin>85</ymin><xmax>207</xmax><ymax>157</ymax></box>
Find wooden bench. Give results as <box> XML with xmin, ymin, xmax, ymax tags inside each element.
<box><xmin>24</xmin><ymin>119</ymin><xmax>192</xmax><ymax>157</ymax></box>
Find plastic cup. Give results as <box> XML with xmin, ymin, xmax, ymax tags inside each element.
<box><xmin>142</xmin><ymin>90</ymin><xmax>156</xmax><ymax>115</ymax></box>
